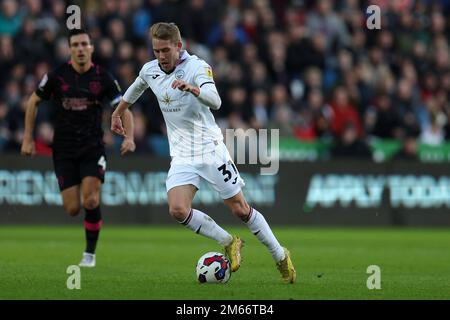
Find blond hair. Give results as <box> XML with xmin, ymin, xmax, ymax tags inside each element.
<box><xmin>150</xmin><ymin>22</ymin><xmax>181</xmax><ymax>43</ymax></box>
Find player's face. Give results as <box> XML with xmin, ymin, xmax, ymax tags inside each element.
<box><xmin>69</xmin><ymin>34</ymin><xmax>94</xmax><ymax>67</ymax></box>
<box><xmin>152</xmin><ymin>38</ymin><xmax>182</xmax><ymax>72</ymax></box>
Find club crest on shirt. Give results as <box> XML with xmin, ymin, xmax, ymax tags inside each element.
<box><xmin>175</xmin><ymin>70</ymin><xmax>185</xmax><ymax>79</ymax></box>
<box><xmin>89</xmin><ymin>81</ymin><xmax>102</xmax><ymax>95</ymax></box>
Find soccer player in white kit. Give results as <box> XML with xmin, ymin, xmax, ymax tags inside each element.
<box><xmin>111</xmin><ymin>22</ymin><xmax>296</xmax><ymax>283</ymax></box>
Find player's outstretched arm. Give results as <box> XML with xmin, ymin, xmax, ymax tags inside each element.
<box><xmin>119</xmin><ymin>109</ymin><xmax>136</xmax><ymax>156</ymax></box>
<box><xmin>21</xmin><ymin>92</ymin><xmax>42</xmax><ymax>156</ymax></box>
<box><xmin>111</xmin><ymin>99</ymin><xmax>132</xmax><ymax>136</ymax></box>
<box><xmin>112</xmin><ymin>73</ymin><xmax>148</xmax><ymax>137</ymax></box>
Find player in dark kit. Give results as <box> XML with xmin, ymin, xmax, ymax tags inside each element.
<box><xmin>21</xmin><ymin>29</ymin><xmax>136</xmax><ymax>267</ymax></box>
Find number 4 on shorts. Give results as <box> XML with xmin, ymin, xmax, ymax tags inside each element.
<box><xmin>98</xmin><ymin>155</ymin><xmax>106</xmax><ymax>171</ymax></box>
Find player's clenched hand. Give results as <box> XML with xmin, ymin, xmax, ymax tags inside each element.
<box><xmin>111</xmin><ymin>115</ymin><xmax>126</xmax><ymax>136</ymax></box>
<box><xmin>120</xmin><ymin>138</ymin><xmax>136</xmax><ymax>156</ymax></box>
<box><xmin>171</xmin><ymin>79</ymin><xmax>199</xmax><ymax>97</ymax></box>
<box><xmin>21</xmin><ymin>138</ymin><xmax>35</xmax><ymax>156</ymax></box>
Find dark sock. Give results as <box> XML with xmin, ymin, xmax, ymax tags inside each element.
<box><xmin>84</xmin><ymin>206</ymin><xmax>102</xmax><ymax>254</ymax></box>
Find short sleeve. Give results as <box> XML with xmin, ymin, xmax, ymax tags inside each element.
<box><xmin>122</xmin><ymin>66</ymin><xmax>150</xmax><ymax>104</ymax></box>
<box><xmin>35</xmin><ymin>71</ymin><xmax>56</xmax><ymax>100</ymax></box>
<box><xmin>193</xmin><ymin>62</ymin><xmax>216</xmax><ymax>88</ymax></box>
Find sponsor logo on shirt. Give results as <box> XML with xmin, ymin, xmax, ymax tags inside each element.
<box><xmin>205</xmin><ymin>67</ymin><xmax>213</xmax><ymax>79</ymax></box>
<box><xmin>161</xmin><ymin>107</ymin><xmax>181</xmax><ymax>112</ymax></box>
<box><xmin>160</xmin><ymin>92</ymin><xmax>174</xmax><ymax>106</ymax></box>
<box><xmin>62</xmin><ymin>97</ymin><xmax>93</xmax><ymax>111</ymax></box>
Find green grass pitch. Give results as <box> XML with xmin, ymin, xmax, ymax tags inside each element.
<box><xmin>1</xmin><ymin>226</ymin><xmax>449</xmax><ymax>299</ymax></box>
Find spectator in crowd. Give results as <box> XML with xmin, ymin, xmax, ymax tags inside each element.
<box><xmin>269</xmin><ymin>84</ymin><xmax>294</xmax><ymax>137</ymax></box>
<box><xmin>34</xmin><ymin>121</ymin><xmax>53</xmax><ymax>156</ymax></box>
<box><xmin>0</xmin><ymin>0</ymin><xmax>24</xmax><ymax>36</ymax></box>
<box><xmin>329</xmin><ymin>86</ymin><xmax>363</xmax><ymax>139</ymax></box>
<box><xmin>306</xmin><ymin>0</ymin><xmax>351</xmax><ymax>52</ymax></box>
<box><xmin>0</xmin><ymin>101</ymin><xmax>10</xmax><ymax>150</ymax></box>
<box><xmin>331</xmin><ymin>122</ymin><xmax>372</xmax><ymax>159</ymax></box>
<box><xmin>393</xmin><ymin>134</ymin><xmax>419</xmax><ymax>161</ymax></box>
<box><xmin>420</xmin><ymin>113</ymin><xmax>446</xmax><ymax>145</ymax></box>
<box><xmin>249</xmin><ymin>89</ymin><xmax>269</xmax><ymax>129</ymax></box>
<box><xmin>305</xmin><ymin>88</ymin><xmax>333</xmax><ymax>140</ymax></box>
<box><xmin>365</xmin><ymin>93</ymin><xmax>403</xmax><ymax>139</ymax></box>
<box><xmin>293</xmin><ymin>106</ymin><xmax>316</xmax><ymax>141</ymax></box>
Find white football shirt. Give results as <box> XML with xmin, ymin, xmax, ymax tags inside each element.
<box><xmin>123</xmin><ymin>50</ymin><xmax>223</xmax><ymax>158</ymax></box>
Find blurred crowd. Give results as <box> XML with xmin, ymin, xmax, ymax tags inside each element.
<box><xmin>0</xmin><ymin>0</ymin><xmax>449</xmax><ymax>160</ymax></box>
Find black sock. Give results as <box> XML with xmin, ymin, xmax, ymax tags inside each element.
<box><xmin>84</xmin><ymin>206</ymin><xmax>102</xmax><ymax>254</ymax></box>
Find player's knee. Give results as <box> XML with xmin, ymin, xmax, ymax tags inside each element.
<box><xmin>169</xmin><ymin>205</ymin><xmax>190</xmax><ymax>222</ymax></box>
<box><xmin>82</xmin><ymin>195</ymin><xmax>100</xmax><ymax>210</ymax></box>
<box><xmin>64</xmin><ymin>204</ymin><xmax>81</xmax><ymax>216</ymax></box>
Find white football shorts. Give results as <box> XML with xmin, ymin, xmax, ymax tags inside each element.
<box><xmin>166</xmin><ymin>141</ymin><xmax>245</xmax><ymax>199</ymax></box>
